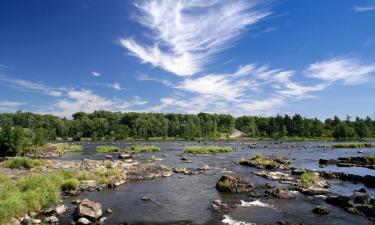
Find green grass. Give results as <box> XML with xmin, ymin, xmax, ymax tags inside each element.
<box><xmin>331</xmin><ymin>143</ymin><xmax>375</xmax><ymax>149</ymax></box>
<box><xmin>184</xmin><ymin>146</ymin><xmax>233</xmax><ymax>154</ymax></box>
<box><xmin>56</xmin><ymin>144</ymin><xmax>82</xmax><ymax>154</ymax></box>
<box><xmin>300</xmin><ymin>172</ymin><xmax>319</xmax><ymax>187</ymax></box>
<box><xmin>95</xmin><ymin>145</ymin><xmax>120</xmax><ymax>153</ymax></box>
<box><xmin>367</xmin><ymin>156</ymin><xmax>375</xmax><ymax>164</ymax></box>
<box><xmin>61</xmin><ymin>178</ymin><xmax>79</xmax><ymax>191</ymax></box>
<box><xmin>0</xmin><ymin>171</ymin><xmax>77</xmax><ymax>224</ymax></box>
<box><xmin>92</xmin><ymin>168</ymin><xmax>126</xmax><ymax>185</ymax></box>
<box><xmin>216</xmin><ymin>179</ymin><xmax>232</xmax><ymax>192</ymax></box>
<box><xmin>239</xmin><ymin>153</ymin><xmax>277</xmax><ymax>168</ymax></box>
<box><xmin>2</xmin><ymin>157</ymin><xmax>45</xmax><ymax>170</ymax></box>
<box><xmin>124</xmin><ymin>145</ymin><xmax>160</xmax><ymax>153</ymax></box>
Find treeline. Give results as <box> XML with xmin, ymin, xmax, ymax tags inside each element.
<box><xmin>0</xmin><ymin>111</ymin><xmax>374</xmax><ymax>155</ymax></box>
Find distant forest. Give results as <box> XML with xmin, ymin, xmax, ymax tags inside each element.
<box><xmin>0</xmin><ymin>111</ymin><xmax>374</xmax><ymax>155</ymax></box>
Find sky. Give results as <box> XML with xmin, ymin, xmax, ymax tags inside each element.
<box><xmin>0</xmin><ymin>0</ymin><xmax>375</xmax><ymax>119</ymax></box>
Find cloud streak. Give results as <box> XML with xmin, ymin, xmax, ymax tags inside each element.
<box><xmin>120</xmin><ymin>0</ymin><xmax>271</xmax><ymax>76</ymax></box>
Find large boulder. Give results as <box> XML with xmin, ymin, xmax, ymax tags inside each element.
<box><xmin>75</xmin><ymin>199</ymin><xmax>102</xmax><ymax>220</ymax></box>
<box><xmin>216</xmin><ymin>175</ymin><xmax>253</xmax><ymax>192</ymax></box>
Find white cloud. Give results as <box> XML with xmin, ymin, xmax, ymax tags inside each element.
<box><xmin>91</xmin><ymin>71</ymin><xmax>101</xmax><ymax>77</ymax></box>
<box><xmin>136</xmin><ymin>72</ymin><xmax>173</xmax><ymax>86</ymax></box>
<box><xmin>305</xmin><ymin>57</ymin><xmax>375</xmax><ymax>85</ymax></box>
<box><xmin>0</xmin><ymin>101</ymin><xmax>24</xmax><ymax>111</ymax></box>
<box><xmin>353</xmin><ymin>5</ymin><xmax>375</xmax><ymax>12</ymax></box>
<box><xmin>238</xmin><ymin>97</ymin><xmax>284</xmax><ymax>113</ymax></box>
<box><xmin>50</xmin><ymin>89</ymin><xmax>147</xmax><ymax>117</ymax></box>
<box><xmin>0</xmin><ymin>75</ymin><xmax>64</xmax><ymax>96</ymax></box>
<box><xmin>120</xmin><ymin>0</ymin><xmax>271</xmax><ymax>76</ymax></box>
<box><xmin>176</xmin><ymin>65</ymin><xmax>258</xmax><ymax>100</ymax></box>
<box><xmin>278</xmin><ymin>82</ymin><xmax>327</xmax><ymax>97</ymax></box>
<box><xmin>111</xmin><ymin>82</ymin><xmax>123</xmax><ymax>90</ymax></box>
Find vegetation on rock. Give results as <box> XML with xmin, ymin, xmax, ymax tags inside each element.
<box><xmin>2</xmin><ymin>157</ymin><xmax>45</xmax><ymax>170</ymax></box>
<box><xmin>331</xmin><ymin>143</ymin><xmax>375</xmax><ymax>149</ymax></box>
<box><xmin>184</xmin><ymin>146</ymin><xmax>232</xmax><ymax>154</ymax></box>
<box><xmin>124</xmin><ymin>145</ymin><xmax>160</xmax><ymax>153</ymax></box>
<box><xmin>95</xmin><ymin>145</ymin><xmax>120</xmax><ymax>153</ymax></box>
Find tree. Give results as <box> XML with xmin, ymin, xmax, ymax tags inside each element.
<box><xmin>34</xmin><ymin>128</ymin><xmax>47</xmax><ymax>146</ymax></box>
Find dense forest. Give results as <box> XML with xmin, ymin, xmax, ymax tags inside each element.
<box><xmin>1</xmin><ymin>111</ymin><xmax>374</xmax><ymax>156</ymax></box>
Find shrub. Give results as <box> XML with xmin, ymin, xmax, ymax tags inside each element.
<box><xmin>300</xmin><ymin>172</ymin><xmax>318</xmax><ymax>187</ymax></box>
<box><xmin>124</xmin><ymin>145</ymin><xmax>160</xmax><ymax>153</ymax></box>
<box><xmin>78</xmin><ymin>170</ymin><xmax>92</xmax><ymax>181</ymax></box>
<box><xmin>56</xmin><ymin>144</ymin><xmax>82</xmax><ymax>154</ymax></box>
<box><xmin>95</xmin><ymin>145</ymin><xmax>120</xmax><ymax>153</ymax></box>
<box><xmin>3</xmin><ymin>157</ymin><xmax>44</xmax><ymax>170</ymax></box>
<box><xmin>0</xmin><ymin>171</ymin><xmax>75</xmax><ymax>223</ymax></box>
<box><xmin>184</xmin><ymin>146</ymin><xmax>233</xmax><ymax>154</ymax></box>
<box><xmin>61</xmin><ymin>179</ymin><xmax>79</xmax><ymax>191</ymax></box>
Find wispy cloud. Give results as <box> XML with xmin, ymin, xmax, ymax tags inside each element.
<box><xmin>0</xmin><ymin>101</ymin><xmax>24</xmax><ymax>111</ymax></box>
<box><xmin>353</xmin><ymin>5</ymin><xmax>375</xmax><ymax>12</ymax></box>
<box><xmin>48</xmin><ymin>89</ymin><xmax>147</xmax><ymax>117</ymax></box>
<box><xmin>0</xmin><ymin>75</ymin><xmax>64</xmax><ymax>97</ymax></box>
<box><xmin>91</xmin><ymin>71</ymin><xmax>101</xmax><ymax>77</ymax></box>
<box><xmin>120</xmin><ymin>0</ymin><xmax>271</xmax><ymax>76</ymax></box>
<box><xmin>136</xmin><ymin>72</ymin><xmax>174</xmax><ymax>86</ymax></box>
<box><xmin>305</xmin><ymin>57</ymin><xmax>375</xmax><ymax>85</ymax></box>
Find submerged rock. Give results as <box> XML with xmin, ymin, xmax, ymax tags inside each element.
<box><xmin>266</xmin><ymin>187</ymin><xmax>296</xmax><ymax>199</ymax></box>
<box><xmin>216</xmin><ymin>175</ymin><xmax>253</xmax><ymax>192</ymax></box>
<box><xmin>75</xmin><ymin>199</ymin><xmax>102</xmax><ymax>220</ymax></box>
<box><xmin>312</xmin><ymin>206</ymin><xmax>329</xmax><ymax>214</ymax></box>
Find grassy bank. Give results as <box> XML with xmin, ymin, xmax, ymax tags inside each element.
<box><xmin>2</xmin><ymin>157</ymin><xmax>45</xmax><ymax>170</ymax></box>
<box><xmin>56</xmin><ymin>144</ymin><xmax>82</xmax><ymax>154</ymax></box>
<box><xmin>300</xmin><ymin>172</ymin><xmax>319</xmax><ymax>187</ymax></box>
<box><xmin>95</xmin><ymin>145</ymin><xmax>121</xmax><ymax>153</ymax></box>
<box><xmin>124</xmin><ymin>145</ymin><xmax>160</xmax><ymax>153</ymax></box>
<box><xmin>184</xmin><ymin>146</ymin><xmax>233</xmax><ymax>154</ymax></box>
<box><xmin>331</xmin><ymin>143</ymin><xmax>375</xmax><ymax>149</ymax></box>
<box><xmin>0</xmin><ymin>171</ymin><xmax>78</xmax><ymax>224</ymax></box>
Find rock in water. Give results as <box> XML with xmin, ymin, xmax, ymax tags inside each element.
<box><xmin>216</xmin><ymin>175</ymin><xmax>253</xmax><ymax>192</ymax></box>
<box><xmin>313</xmin><ymin>206</ymin><xmax>329</xmax><ymax>214</ymax></box>
<box><xmin>77</xmin><ymin>217</ymin><xmax>91</xmax><ymax>225</ymax></box>
<box><xmin>75</xmin><ymin>199</ymin><xmax>102</xmax><ymax>220</ymax></box>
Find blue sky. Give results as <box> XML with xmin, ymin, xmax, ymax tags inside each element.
<box><xmin>0</xmin><ymin>0</ymin><xmax>374</xmax><ymax>119</ymax></box>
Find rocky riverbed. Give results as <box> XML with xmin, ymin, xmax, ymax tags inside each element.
<box><xmin>2</xmin><ymin>140</ymin><xmax>375</xmax><ymax>225</ymax></box>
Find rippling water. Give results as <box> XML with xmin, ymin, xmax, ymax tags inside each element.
<box><xmin>60</xmin><ymin>141</ymin><xmax>375</xmax><ymax>225</ymax></box>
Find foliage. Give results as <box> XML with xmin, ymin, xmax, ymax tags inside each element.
<box><xmin>93</xmin><ymin>168</ymin><xmax>126</xmax><ymax>185</ymax></box>
<box><xmin>184</xmin><ymin>146</ymin><xmax>233</xmax><ymax>154</ymax></box>
<box><xmin>331</xmin><ymin>143</ymin><xmax>375</xmax><ymax>148</ymax></box>
<box><xmin>367</xmin><ymin>156</ymin><xmax>375</xmax><ymax>164</ymax></box>
<box><xmin>0</xmin><ymin>171</ymin><xmax>76</xmax><ymax>224</ymax></box>
<box><xmin>1</xmin><ymin>111</ymin><xmax>375</xmax><ymax>156</ymax></box>
<box><xmin>3</xmin><ymin>157</ymin><xmax>44</xmax><ymax>170</ymax></box>
<box><xmin>124</xmin><ymin>145</ymin><xmax>160</xmax><ymax>153</ymax></box>
<box><xmin>300</xmin><ymin>172</ymin><xmax>319</xmax><ymax>187</ymax></box>
<box><xmin>56</xmin><ymin>144</ymin><xmax>82</xmax><ymax>154</ymax></box>
<box><xmin>95</xmin><ymin>145</ymin><xmax>120</xmax><ymax>153</ymax></box>
<box><xmin>61</xmin><ymin>178</ymin><xmax>79</xmax><ymax>191</ymax></box>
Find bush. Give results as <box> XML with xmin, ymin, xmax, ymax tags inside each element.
<box><xmin>61</xmin><ymin>178</ymin><xmax>79</xmax><ymax>191</ymax></box>
<box><xmin>3</xmin><ymin>157</ymin><xmax>44</xmax><ymax>170</ymax></box>
<box><xmin>124</xmin><ymin>145</ymin><xmax>160</xmax><ymax>153</ymax></box>
<box><xmin>300</xmin><ymin>172</ymin><xmax>318</xmax><ymax>187</ymax></box>
<box><xmin>95</xmin><ymin>145</ymin><xmax>120</xmax><ymax>153</ymax></box>
<box><xmin>56</xmin><ymin>144</ymin><xmax>82</xmax><ymax>154</ymax></box>
<box><xmin>184</xmin><ymin>146</ymin><xmax>233</xmax><ymax>154</ymax></box>
<box><xmin>0</xmin><ymin>171</ymin><xmax>76</xmax><ymax>224</ymax></box>
<box><xmin>78</xmin><ymin>170</ymin><xmax>92</xmax><ymax>180</ymax></box>
<box><xmin>93</xmin><ymin>168</ymin><xmax>125</xmax><ymax>185</ymax></box>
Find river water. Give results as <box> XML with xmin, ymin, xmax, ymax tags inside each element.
<box><xmin>60</xmin><ymin>141</ymin><xmax>375</xmax><ymax>225</ymax></box>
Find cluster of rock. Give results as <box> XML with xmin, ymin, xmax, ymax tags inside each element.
<box><xmin>291</xmin><ymin>167</ymin><xmax>375</xmax><ymax>188</ymax></box>
<box><xmin>172</xmin><ymin>164</ymin><xmax>210</xmax><ymax>175</ymax></box>
<box><xmin>74</xmin><ymin>199</ymin><xmax>106</xmax><ymax>224</ymax></box>
<box><xmin>319</xmin><ymin>156</ymin><xmax>375</xmax><ymax>169</ymax></box>
<box><xmin>239</xmin><ymin>156</ymin><xmax>290</xmax><ymax>170</ymax></box>
<box><xmin>126</xmin><ymin>164</ymin><xmax>173</xmax><ymax>180</ymax></box>
<box><xmin>12</xmin><ymin>204</ymin><xmax>67</xmax><ymax>225</ymax></box>
<box><xmin>325</xmin><ymin>188</ymin><xmax>375</xmax><ymax>220</ymax></box>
